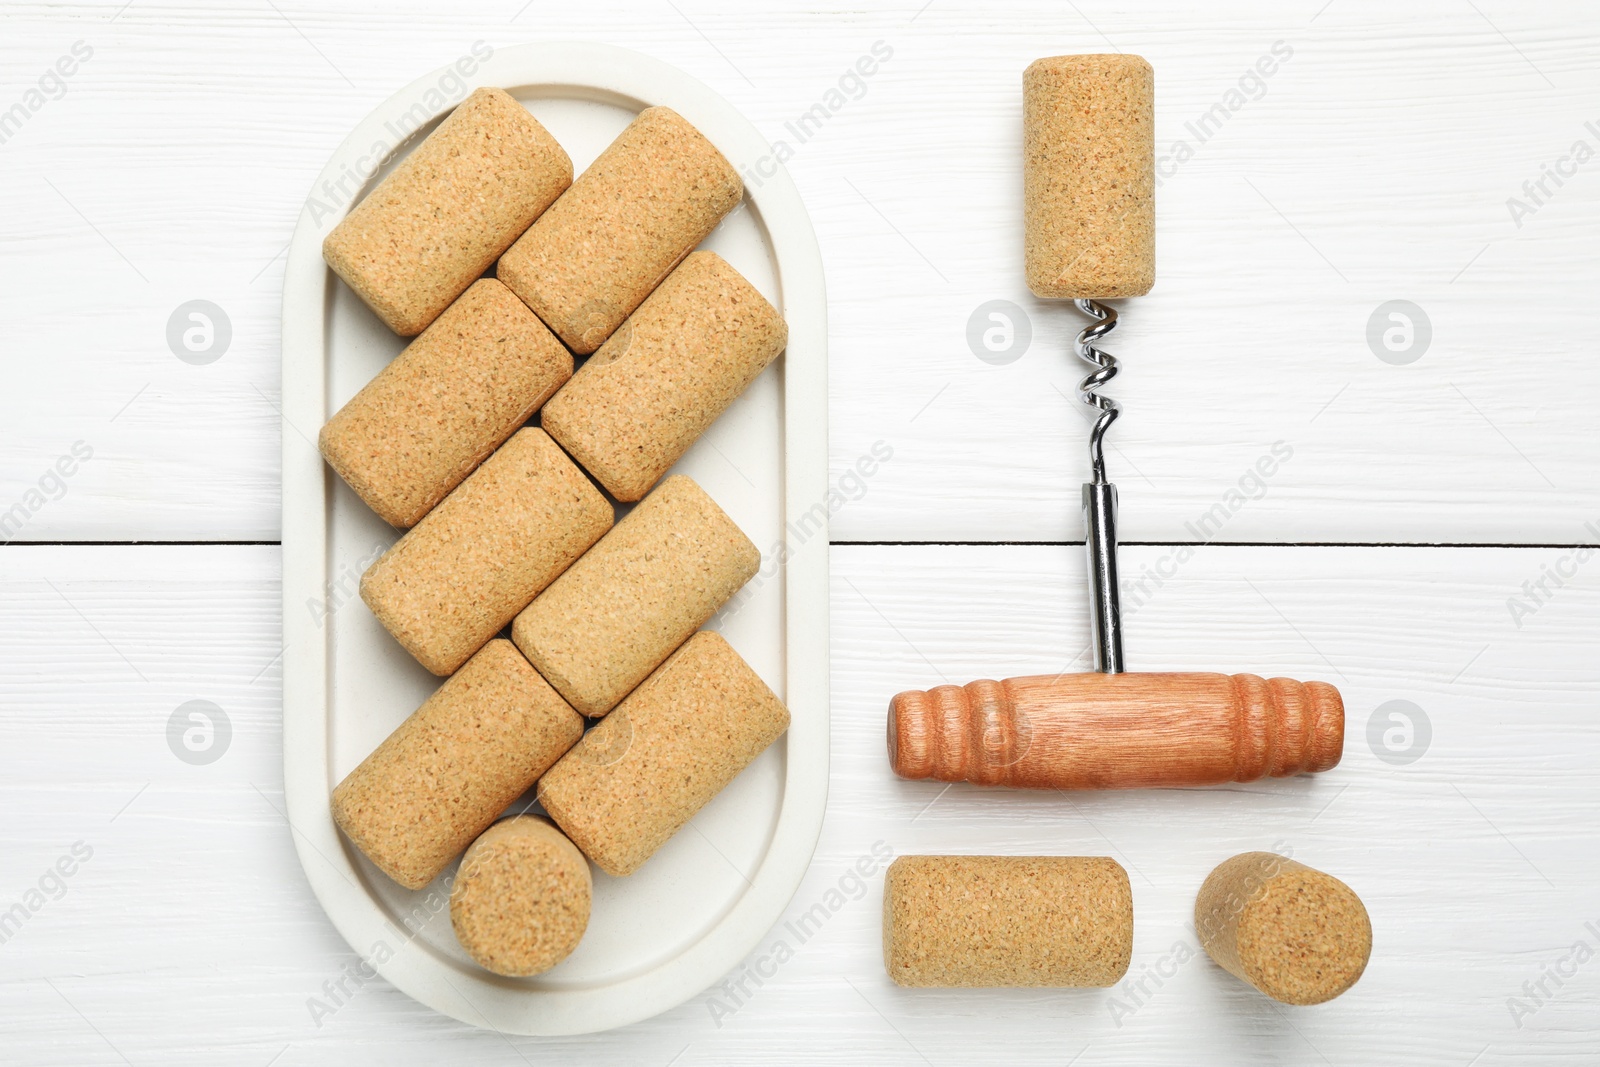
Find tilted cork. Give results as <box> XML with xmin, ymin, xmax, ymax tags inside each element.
<box><xmin>541</xmin><ymin>250</ymin><xmax>787</xmax><ymax>502</ymax></box>
<box><xmin>1195</xmin><ymin>852</ymin><xmax>1372</xmax><ymax>1005</ymax></box>
<box><xmin>883</xmin><ymin>855</ymin><xmax>1133</xmax><ymax>987</ymax></box>
<box><xmin>537</xmin><ymin>631</ymin><xmax>790</xmax><ymax>876</ymax></box>
<box><xmin>330</xmin><ymin>640</ymin><xmax>583</xmax><ymax>890</ymax></box>
<box><xmin>1023</xmin><ymin>54</ymin><xmax>1155</xmax><ymax>298</ymax></box>
<box><xmin>318</xmin><ymin>279</ymin><xmax>573</xmax><ymax>528</ymax></box>
<box><xmin>450</xmin><ymin>816</ymin><xmax>591</xmax><ymax>977</ymax></box>
<box><xmin>888</xmin><ymin>672</ymin><xmax>1343</xmax><ymax>789</ymax></box>
<box><xmin>497</xmin><ymin>106</ymin><xmax>743</xmax><ymax>354</ymax></box>
<box><xmin>362</xmin><ymin>428</ymin><xmax>613</xmax><ymax>676</ymax></box>
<box><xmin>323</xmin><ymin>87</ymin><xmax>572</xmax><ymax>336</ymax></box>
<box><xmin>511</xmin><ymin>475</ymin><xmax>759</xmax><ymax>716</ymax></box>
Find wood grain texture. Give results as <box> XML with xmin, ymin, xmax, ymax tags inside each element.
<box><xmin>887</xmin><ymin>672</ymin><xmax>1343</xmax><ymax>789</ymax></box>
<box><xmin>1</xmin><ymin>542</ymin><xmax>1596</xmax><ymax>1063</ymax></box>
<box><xmin>0</xmin><ymin>1</ymin><xmax>1596</xmax><ymax>542</ymax></box>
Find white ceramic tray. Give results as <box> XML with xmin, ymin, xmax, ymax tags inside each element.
<box><xmin>280</xmin><ymin>42</ymin><xmax>828</xmax><ymax>1035</ymax></box>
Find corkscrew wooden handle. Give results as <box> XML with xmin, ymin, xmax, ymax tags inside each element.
<box><xmin>888</xmin><ymin>672</ymin><xmax>1343</xmax><ymax>790</ymax></box>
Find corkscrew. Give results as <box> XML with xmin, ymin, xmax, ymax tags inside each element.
<box><xmin>1075</xmin><ymin>297</ymin><xmax>1124</xmax><ymax>674</ymax></box>
<box><xmin>885</xmin><ymin>54</ymin><xmax>1345</xmax><ymax>791</ymax></box>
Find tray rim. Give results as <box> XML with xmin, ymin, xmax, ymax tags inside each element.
<box><xmin>279</xmin><ymin>40</ymin><xmax>830</xmax><ymax>1036</ymax></box>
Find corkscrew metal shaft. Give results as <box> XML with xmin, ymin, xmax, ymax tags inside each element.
<box><xmin>1075</xmin><ymin>298</ymin><xmax>1124</xmax><ymax>674</ymax></box>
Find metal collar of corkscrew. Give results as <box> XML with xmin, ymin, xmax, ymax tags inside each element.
<box><xmin>1074</xmin><ymin>298</ymin><xmax>1125</xmax><ymax>674</ymax></box>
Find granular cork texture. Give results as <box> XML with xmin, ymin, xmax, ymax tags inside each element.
<box><xmin>542</xmin><ymin>251</ymin><xmax>787</xmax><ymax>501</ymax></box>
<box><xmin>1194</xmin><ymin>851</ymin><xmax>1371</xmax><ymax>1005</ymax></box>
<box><xmin>449</xmin><ymin>816</ymin><xmax>591</xmax><ymax>977</ymax></box>
<box><xmin>537</xmin><ymin>631</ymin><xmax>789</xmax><ymax>876</ymax></box>
<box><xmin>498</xmin><ymin>106</ymin><xmax>742</xmax><ymax>354</ymax></box>
<box><xmin>883</xmin><ymin>855</ymin><xmax>1133</xmax><ymax>987</ymax></box>
<box><xmin>318</xmin><ymin>279</ymin><xmax>573</xmax><ymax>528</ymax></box>
<box><xmin>323</xmin><ymin>87</ymin><xmax>572</xmax><ymax>336</ymax></box>
<box><xmin>330</xmin><ymin>641</ymin><xmax>583</xmax><ymax>891</ymax></box>
<box><xmin>362</xmin><ymin>429</ymin><xmax>613</xmax><ymax>676</ymax></box>
<box><xmin>511</xmin><ymin>475</ymin><xmax>758</xmax><ymax>716</ymax></box>
<box><xmin>1023</xmin><ymin>55</ymin><xmax>1155</xmax><ymax>299</ymax></box>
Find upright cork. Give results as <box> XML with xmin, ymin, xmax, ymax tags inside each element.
<box><xmin>319</xmin><ymin>279</ymin><xmax>573</xmax><ymax>528</ymax></box>
<box><xmin>450</xmin><ymin>816</ymin><xmax>592</xmax><ymax>977</ymax></box>
<box><xmin>889</xmin><ymin>672</ymin><xmax>1343</xmax><ymax>790</ymax></box>
<box><xmin>1195</xmin><ymin>852</ymin><xmax>1372</xmax><ymax>1005</ymax></box>
<box><xmin>538</xmin><ymin>631</ymin><xmax>790</xmax><ymax>876</ymax></box>
<box><xmin>542</xmin><ymin>250</ymin><xmax>788</xmax><ymax>502</ymax></box>
<box><xmin>498</xmin><ymin>106</ymin><xmax>743</xmax><ymax>354</ymax></box>
<box><xmin>883</xmin><ymin>855</ymin><xmax>1133</xmax><ymax>987</ymax></box>
<box><xmin>323</xmin><ymin>87</ymin><xmax>573</xmax><ymax>336</ymax></box>
<box><xmin>1023</xmin><ymin>55</ymin><xmax>1155</xmax><ymax>298</ymax></box>
<box><xmin>512</xmin><ymin>475</ymin><xmax>759</xmax><ymax>717</ymax></box>
<box><xmin>330</xmin><ymin>640</ymin><xmax>583</xmax><ymax>891</ymax></box>
<box><xmin>362</xmin><ymin>428</ymin><xmax>613</xmax><ymax>676</ymax></box>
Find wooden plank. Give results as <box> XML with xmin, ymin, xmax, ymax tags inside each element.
<box><xmin>0</xmin><ymin>3</ymin><xmax>1596</xmax><ymax>542</ymax></box>
<box><xmin>1</xmin><ymin>541</ymin><xmax>1595</xmax><ymax>1062</ymax></box>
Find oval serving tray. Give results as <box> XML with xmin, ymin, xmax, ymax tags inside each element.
<box><xmin>280</xmin><ymin>41</ymin><xmax>828</xmax><ymax>1035</ymax></box>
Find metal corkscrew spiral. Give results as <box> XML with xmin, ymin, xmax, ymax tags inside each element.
<box><xmin>1073</xmin><ymin>298</ymin><xmax>1124</xmax><ymax>674</ymax></box>
<box><xmin>1073</xmin><ymin>298</ymin><xmax>1120</xmax><ymax>486</ymax></box>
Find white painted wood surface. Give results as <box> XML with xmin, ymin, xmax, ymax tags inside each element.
<box><xmin>0</xmin><ymin>0</ymin><xmax>1596</xmax><ymax>543</ymax></box>
<box><xmin>2</xmin><ymin>543</ymin><xmax>1596</xmax><ymax>1064</ymax></box>
<box><xmin>2</xmin><ymin>0</ymin><xmax>1598</xmax><ymax>1063</ymax></box>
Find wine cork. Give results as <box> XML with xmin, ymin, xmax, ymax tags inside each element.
<box><xmin>1023</xmin><ymin>54</ymin><xmax>1155</xmax><ymax>299</ymax></box>
<box><xmin>323</xmin><ymin>87</ymin><xmax>572</xmax><ymax>336</ymax></box>
<box><xmin>883</xmin><ymin>855</ymin><xmax>1133</xmax><ymax>987</ymax></box>
<box><xmin>498</xmin><ymin>106</ymin><xmax>742</xmax><ymax>354</ymax></box>
<box><xmin>1195</xmin><ymin>852</ymin><xmax>1371</xmax><ymax>1005</ymax></box>
<box><xmin>362</xmin><ymin>428</ymin><xmax>613</xmax><ymax>676</ymax></box>
<box><xmin>889</xmin><ymin>673</ymin><xmax>1343</xmax><ymax>790</ymax></box>
<box><xmin>537</xmin><ymin>631</ymin><xmax>789</xmax><ymax>876</ymax></box>
<box><xmin>541</xmin><ymin>251</ymin><xmax>787</xmax><ymax>502</ymax></box>
<box><xmin>318</xmin><ymin>279</ymin><xmax>573</xmax><ymax>528</ymax></box>
<box><xmin>450</xmin><ymin>816</ymin><xmax>591</xmax><ymax>977</ymax></box>
<box><xmin>331</xmin><ymin>640</ymin><xmax>583</xmax><ymax>890</ymax></box>
<box><xmin>511</xmin><ymin>475</ymin><xmax>758</xmax><ymax>716</ymax></box>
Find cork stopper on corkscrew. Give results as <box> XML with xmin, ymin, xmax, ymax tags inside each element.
<box><xmin>883</xmin><ymin>54</ymin><xmax>1345</xmax><ymax>790</ymax></box>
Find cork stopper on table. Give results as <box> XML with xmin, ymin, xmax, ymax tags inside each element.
<box><xmin>318</xmin><ymin>278</ymin><xmax>573</xmax><ymax>528</ymax></box>
<box><xmin>361</xmin><ymin>428</ymin><xmax>614</xmax><ymax>676</ymax></box>
<box><xmin>449</xmin><ymin>816</ymin><xmax>592</xmax><ymax>977</ymax></box>
<box><xmin>322</xmin><ymin>87</ymin><xmax>573</xmax><ymax>336</ymax></box>
<box><xmin>497</xmin><ymin>106</ymin><xmax>743</xmax><ymax>354</ymax></box>
<box><xmin>1194</xmin><ymin>851</ymin><xmax>1372</xmax><ymax>1005</ymax></box>
<box><xmin>330</xmin><ymin>640</ymin><xmax>583</xmax><ymax>891</ymax></box>
<box><xmin>542</xmin><ymin>250</ymin><xmax>788</xmax><ymax>502</ymax></box>
<box><xmin>883</xmin><ymin>855</ymin><xmax>1133</xmax><ymax>987</ymax></box>
<box><xmin>537</xmin><ymin>631</ymin><xmax>790</xmax><ymax>877</ymax></box>
<box><xmin>511</xmin><ymin>475</ymin><xmax>759</xmax><ymax>717</ymax></box>
<box><xmin>1023</xmin><ymin>54</ymin><xmax>1155</xmax><ymax>299</ymax></box>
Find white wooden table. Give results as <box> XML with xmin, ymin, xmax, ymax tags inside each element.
<box><xmin>3</xmin><ymin>2</ymin><xmax>1597</xmax><ymax>1063</ymax></box>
